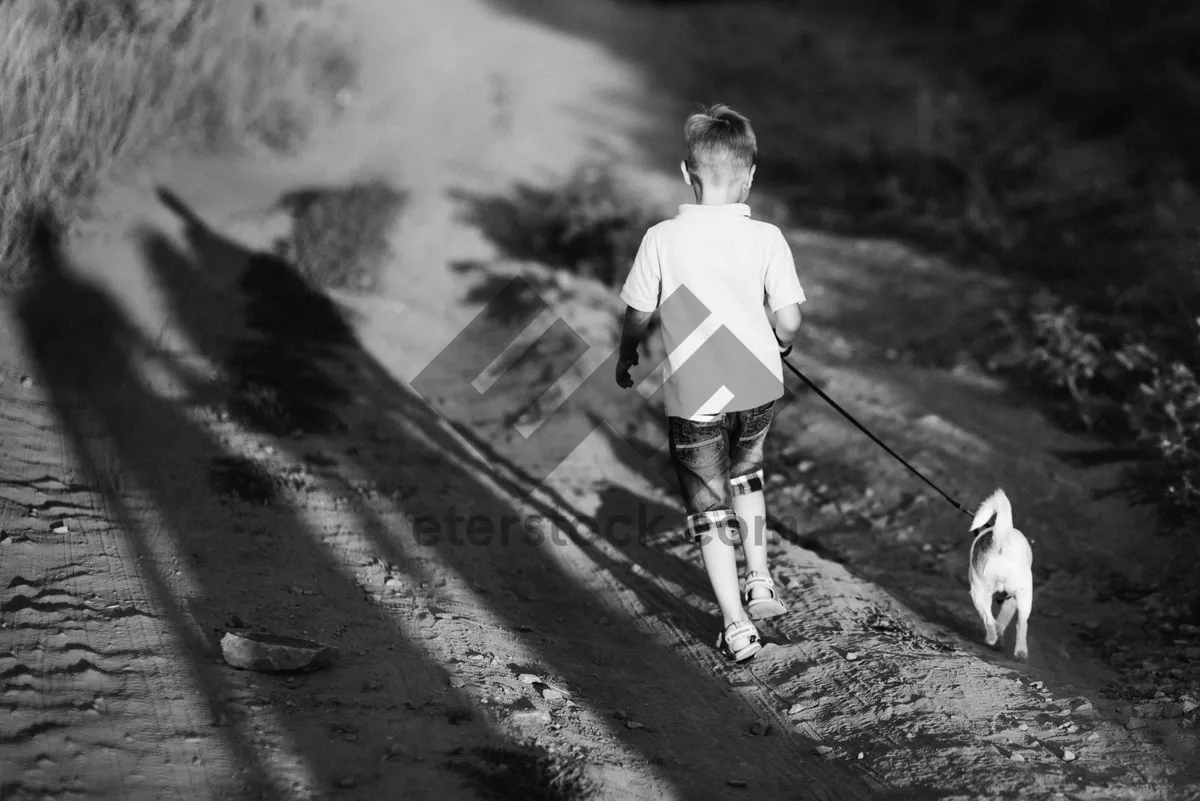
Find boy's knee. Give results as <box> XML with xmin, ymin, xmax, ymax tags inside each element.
<box><xmin>687</xmin><ymin>509</ymin><xmax>741</xmax><ymax>546</ymax></box>
<box><xmin>730</xmin><ymin>468</ymin><xmax>765</xmax><ymax>497</ymax></box>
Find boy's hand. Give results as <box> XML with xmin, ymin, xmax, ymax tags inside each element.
<box><xmin>615</xmin><ymin>350</ymin><xmax>639</xmax><ymax>389</ymax></box>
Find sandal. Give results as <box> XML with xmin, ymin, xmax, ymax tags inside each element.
<box><xmin>717</xmin><ymin>619</ymin><xmax>762</xmax><ymax>662</ymax></box>
<box><xmin>744</xmin><ymin>571</ymin><xmax>788</xmax><ymax>619</ymax></box>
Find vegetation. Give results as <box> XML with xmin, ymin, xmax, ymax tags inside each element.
<box><xmin>0</xmin><ymin>0</ymin><xmax>354</xmax><ymax>292</ymax></box>
<box><xmin>490</xmin><ymin>0</ymin><xmax>1200</xmax><ymax>541</ymax></box>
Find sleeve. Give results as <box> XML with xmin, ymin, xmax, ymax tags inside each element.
<box><xmin>763</xmin><ymin>228</ymin><xmax>806</xmax><ymax>312</ymax></box>
<box><xmin>619</xmin><ymin>230</ymin><xmax>661</xmax><ymax>313</ymax></box>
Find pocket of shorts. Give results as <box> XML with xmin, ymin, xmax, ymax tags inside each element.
<box><xmin>670</xmin><ymin>418</ymin><xmax>725</xmax><ymax>469</ymax></box>
<box><xmin>737</xmin><ymin>402</ymin><xmax>774</xmax><ymax>443</ymax></box>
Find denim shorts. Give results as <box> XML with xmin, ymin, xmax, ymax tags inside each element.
<box><xmin>668</xmin><ymin>400</ymin><xmax>775</xmax><ymax>544</ymax></box>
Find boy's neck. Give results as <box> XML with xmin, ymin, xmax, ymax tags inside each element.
<box><xmin>690</xmin><ymin>183</ymin><xmax>747</xmax><ymax>206</ymax></box>
<box><xmin>687</xmin><ymin>171</ymin><xmax>747</xmax><ymax>206</ymax></box>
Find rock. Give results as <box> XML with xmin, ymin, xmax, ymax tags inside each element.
<box><xmin>449</xmin><ymin>677</ymin><xmax>466</xmax><ymax>689</ymax></box>
<box><xmin>1160</xmin><ymin>703</ymin><xmax>1186</xmax><ymax>719</ymax></box>
<box><xmin>220</xmin><ymin>630</ymin><xmax>336</xmax><ymax>673</ymax></box>
<box><xmin>20</xmin><ymin>376</ymin><xmax>32</xmax><ymax>388</ymax></box>
<box><xmin>1133</xmin><ymin>703</ymin><xmax>1164</xmax><ymax>719</ymax></box>
<box><xmin>1062</xmin><ymin>749</ymin><xmax>1077</xmax><ymax>762</ymax></box>
<box><xmin>845</xmin><ymin>652</ymin><xmax>859</xmax><ymax>661</ymax></box>
<box><xmin>626</xmin><ymin>720</ymin><xmax>645</xmax><ymax>730</ymax></box>
<box><xmin>541</xmin><ymin>688</ymin><xmax>565</xmax><ymax>701</ymax></box>
<box><xmin>749</xmin><ymin>721</ymin><xmax>770</xmax><ymax>736</ymax></box>
<box><xmin>1182</xmin><ymin>699</ymin><xmax>1199</xmax><ymax>714</ymax></box>
<box><xmin>1010</xmin><ymin>752</ymin><xmax>1025</xmax><ymax>762</ymax></box>
<box><xmin>812</xmin><ymin>746</ymin><xmax>834</xmax><ymax>759</ymax></box>
<box><xmin>518</xmin><ymin>673</ymin><xmax>541</xmax><ymax>684</ymax></box>
<box><xmin>787</xmin><ymin>703</ymin><xmax>806</xmax><ymax>715</ymax></box>
<box><xmin>510</xmin><ymin>709</ymin><xmax>552</xmax><ymax>726</ymax></box>
<box><xmin>1126</xmin><ymin>717</ymin><xmax>1149</xmax><ymax>730</ymax></box>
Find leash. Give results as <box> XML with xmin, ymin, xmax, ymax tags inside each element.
<box><xmin>781</xmin><ymin>356</ymin><xmax>974</xmax><ymax>519</ymax></box>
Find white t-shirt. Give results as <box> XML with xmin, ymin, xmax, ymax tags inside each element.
<box><xmin>619</xmin><ymin>203</ymin><xmax>807</xmax><ymax>422</ymax></box>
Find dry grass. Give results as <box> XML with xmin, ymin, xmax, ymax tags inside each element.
<box><xmin>0</xmin><ymin>0</ymin><xmax>355</xmax><ymax>292</ymax></box>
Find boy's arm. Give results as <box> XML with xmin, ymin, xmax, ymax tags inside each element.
<box><xmin>615</xmin><ymin>230</ymin><xmax>661</xmax><ymax>388</ymax></box>
<box><xmin>619</xmin><ymin>306</ymin><xmax>655</xmax><ymax>362</ymax></box>
<box><xmin>763</xmin><ymin>230</ymin><xmax>806</xmax><ymax>357</ymax></box>
<box><xmin>773</xmin><ymin>303</ymin><xmax>802</xmax><ymax>356</ymax></box>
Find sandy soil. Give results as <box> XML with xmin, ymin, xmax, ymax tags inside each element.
<box><xmin>2</xmin><ymin>0</ymin><xmax>1199</xmax><ymax>799</ymax></box>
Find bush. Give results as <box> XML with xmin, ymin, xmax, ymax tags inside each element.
<box><xmin>0</xmin><ymin>0</ymin><xmax>354</xmax><ymax>292</ymax></box>
<box><xmin>457</xmin><ymin>163</ymin><xmax>665</xmax><ymax>288</ymax></box>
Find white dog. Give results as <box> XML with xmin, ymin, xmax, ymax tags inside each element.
<box><xmin>968</xmin><ymin>489</ymin><xmax>1033</xmax><ymax>660</ymax></box>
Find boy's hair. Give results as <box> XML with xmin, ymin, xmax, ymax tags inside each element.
<box><xmin>683</xmin><ymin>104</ymin><xmax>757</xmax><ymax>183</ymax></box>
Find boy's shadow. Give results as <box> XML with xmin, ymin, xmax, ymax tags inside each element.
<box><xmin>130</xmin><ymin>186</ymin><xmax>879</xmax><ymax>799</ymax></box>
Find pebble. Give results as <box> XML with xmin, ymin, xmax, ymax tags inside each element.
<box><xmin>845</xmin><ymin>652</ymin><xmax>859</xmax><ymax>661</ymax></box>
<box><xmin>510</xmin><ymin>709</ymin><xmax>552</xmax><ymax>726</ymax></box>
<box><xmin>541</xmin><ymin>689</ymin><xmax>565</xmax><ymax>701</ymax></box>
<box><xmin>812</xmin><ymin>746</ymin><xmax>834</xmax><ymax>759</ymax></box>
<box><xmin>1062</xmin><ymin>749</ymin><xmax>1077</xmax><ymax>762</ymax></box>
<box><xmin>626</xmin><ymin>720</ymin><xmax>645</xmax><ymax>730</ymax></box>
<box><xmin>518</xmin><ymin>673</ymin><xmax>541</xmax><ymax>684</ymax></box>
<box><xmin>448</xmin><ymin>677</ymin><xmax>465</xmax><ymax>689</ymax></box>
<box><xmin>1010</xmin><ymin>752</ymin><xmax>1026</xmax><ymax>762</ymax></box>
<box><xmin>787</xmin><ymin>703</ymin><xmax>806</xmax><ymax>715</ymax></box>
<box><xmin>1182</xmin><ymin>699</ymin><xmax>1199</xmax><ymax>714</ymax></box>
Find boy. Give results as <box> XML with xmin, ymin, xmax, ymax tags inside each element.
<box><xmin>614</xmin><ymin>104</ymin><xmax>805</xmax><ymax>662</ymax></box>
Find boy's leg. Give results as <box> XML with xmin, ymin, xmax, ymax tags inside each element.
<box><xmin>668</xmin><ymin>416</ymin><xmax>746</xmax><ymax>628</ymax></box>
<box><xmin>728</xmin><ymin>402</ymin><xmax>777</xmax><ymax>604</ymax></box>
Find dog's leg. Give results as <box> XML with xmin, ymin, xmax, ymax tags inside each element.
<box><xmin>1012</xmin><ymin>585</ymin><xmax>1032</xmax><ymax>661</ymax></box>
<box><xmin>994</xmin><ymin>595</ymin><xmax>1017</xmax><ymax>651</ymax></box>
<box><xmin>970</xmin><ymin>581</ymin><xmax>999</xmax><ymax>648</ymax></box>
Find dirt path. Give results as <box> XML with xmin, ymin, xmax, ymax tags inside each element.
<box><xmin>1</xmin><ymin>0</ymin><xmax>1198</xmax><ymax>799</ymax></box>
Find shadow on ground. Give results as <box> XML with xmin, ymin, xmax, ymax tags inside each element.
<box><xmin>12</xmin><ymin>186</ymin><xmax>880</xmax><ymax>798</ymax></box>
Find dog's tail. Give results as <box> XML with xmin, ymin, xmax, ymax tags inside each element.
<box><xmin>970</xmin><ymin>488</ymin><xmax>1013</xmax><ymax>535</ymax></box>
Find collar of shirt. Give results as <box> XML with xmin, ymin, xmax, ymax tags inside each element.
<box><xmin>677</xmin><ymin>203</ymin><xmax>752</xmax><ymax>217</ymax></box>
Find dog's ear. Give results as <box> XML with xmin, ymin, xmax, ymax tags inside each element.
<box><xmin>969</xmin><ymin>510</ymin><xmax>997</xmax><ymax>534</ymax></box>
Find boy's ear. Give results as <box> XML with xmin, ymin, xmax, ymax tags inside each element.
<box><xmin>679</xmin><ymin>160</ymin><xmax>692</xmax><ymax>186</ymax></box>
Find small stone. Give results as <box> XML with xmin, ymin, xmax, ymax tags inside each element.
<box><xmin>1126</xmin><ymin>717</ymin><xmax>1149</xmax><ymax>730</ymax></box>
<box><xmin>787</xmin><ymin>703</ymin><xmax>806</xmax><ymax>715</ymax></box>
<box><xmin>749</xmin><ymin>721</ymin><xmax>770</xmax><ymax>736</ymax></box>
<box><xmin>20</xmin><ymin>376</ymin><xmax>32</xmax><ymax>387</ymax></box>
<box><xmin>385</xmin><ymin>577</ymin><xmax>402</xmax><ymax>588</ymax></box>
<box><xmin>510</xmin><ymin>709</ymin><xmax>552</xmax><ymax>726</ymax></box>
<box><xmin>448</xmin><ymin>677</ymin><xmax>465</xmax><ymax>689</ymax></box>
<box><xmin>1030</xmin><ymin>681</ymin><xmax>1045</xmax><ymax>690</ymax></box>
<box><xmin>541</xmin><ymin>688</ymin><xmax>565</xmax><ymax>701</ymax></box>
<box><xmin>518</xmin><ymin>673</ymin><xmax>541</xmax><ymax>684</ymax></box>
<box><xmin>857</xmin><ymin>752</ymin><xmax>865</xmax><ymax>760</ymax></box>
<box><xmin>626</xmin><ymin>720</ymin><xmax>645</xmax><ymax>730</ymax></box>
<box><xmin>1018</xmin><ymin>724</ymin><xmax>1028</xmax><ymax>731</ymax></box>
<box><xmin>336</xmin><ymin>776</ymin><xmax>357</xmax><ymax>789</ymax></box>
<box><xmin>1062</xmin><ymin>749</ymin><xmax>1077</xmax><ymax>762</ymax></box>
<box><xmin>845</xmin><ymin>652</ymin><xmax>859</xmax><ymax>661</ymax></box>
<box><xmin>1182</xmin><ymin>699</ymin><xmax>1199</xmax><ymax>714</ymax></box>
<box><xmin>1010</xmin><ymin>751</ymin><xmax>1026</xmax><ymax>762</ymax></box>
<box><xmin>812</xmin><ymin>746</ymin><xmax>834</xmax><ymax>759</ymax></box>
